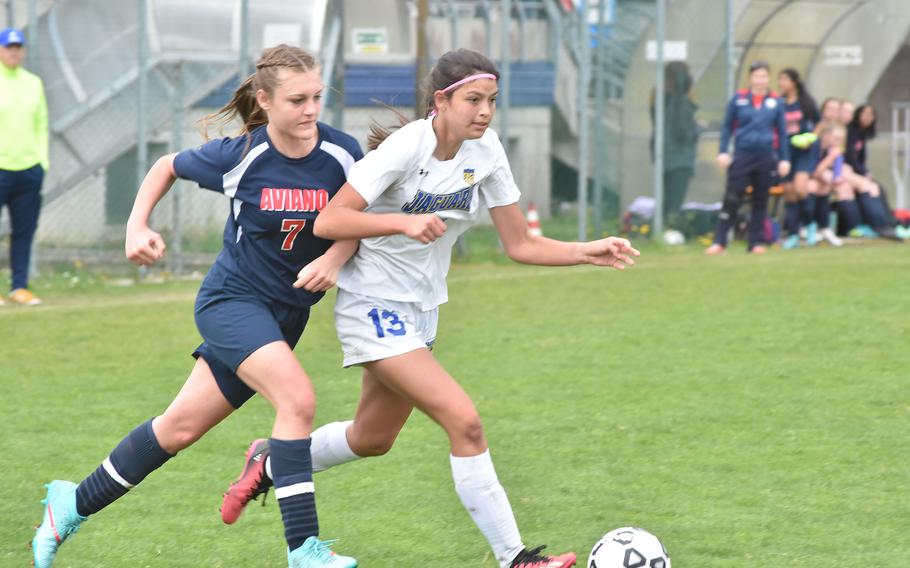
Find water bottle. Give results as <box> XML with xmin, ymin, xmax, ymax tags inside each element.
<box><xmin>833</xmin><ymin>155</ymin><xmax>843</xmax><ymax>181</ymax></box>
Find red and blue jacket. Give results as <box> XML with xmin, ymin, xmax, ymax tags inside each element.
<box><xmin>719</xmin><ymin>89</ymin><xmax>790</xmax><ymax>162</ymax></box>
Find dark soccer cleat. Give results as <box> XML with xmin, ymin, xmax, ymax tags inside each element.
<box><xmin>220</xmin><ymin>438</ymin><xmax>273</xmax><ymax>524</ymax></box>
<box><xmin>510</xmin><ymin>545</ymin><xmax>577</xmax><ymax>568</ymax></box>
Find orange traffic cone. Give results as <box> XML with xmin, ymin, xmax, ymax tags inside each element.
<box><xmin>526</xmin><ymin>202</ymin><xmax>542</xmax><ymax>237</ymax></box>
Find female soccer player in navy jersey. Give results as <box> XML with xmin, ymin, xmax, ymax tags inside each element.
<box><xmin>777</xmin><ymin>68</ymin><xmax>819</xmax><ymax>249</ymax></box>
<box><xmin>31</xmin><ymin>44</ymin><xmax>360</xmax><ymax>568</ymax></box>
<box><xmin>706</xmin><ymin>61</ymin><xmax>790</xmax><ymax>255</ymax></box>
<box><xmin>221</xmin><ymin>48</ymin><xmax>639</xmax><ymax>568</ymax></box>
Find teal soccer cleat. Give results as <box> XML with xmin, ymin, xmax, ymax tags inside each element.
<box><xmin>805</xmin><ymin>222</ymin><xmax>818</xmax><ymax>246</ymax></box>
<box><xmin>781</xmin><ymin>234</ymin><xmax>800</xmax><ymax>250</ymax></box>
<box><xmin>32</xmin><ymin>481</ymin><xmax>87</xmax><ymax>568</ymax></box>
<box><xmin>288</xmin><ymin>536</ymin><xmax>358</xmax><ymax>568</ymax></box>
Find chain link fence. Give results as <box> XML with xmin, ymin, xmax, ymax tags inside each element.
<box><xmin>1</xmin><ymin>0</ymin><xmax>907</xmax><ymax>281</ymax></box>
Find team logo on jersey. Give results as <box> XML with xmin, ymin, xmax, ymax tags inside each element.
<box><xmin>765</xmin><ymin>98</ymin><xmax>777</xmax><ymax>109</ymax></box>
<box><xmin>463</xmin><ymin>168</ymin><xmax>475</xmax><ymax>185</ymax></box>
<box><xmin>401</xmin><ymin>186</ymin><xmax>473</xmax><ymax>214</ymax></box>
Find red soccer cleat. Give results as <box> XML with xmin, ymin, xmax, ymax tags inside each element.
<box><xmin>220</xmin><ymin>439</ymin><xmax>272</xmax><ymax>524</ymax></box>
<box><xmin>510</xmin><ymin>545</ymin><xmax>577</xmax><ymax>568</ymax></box>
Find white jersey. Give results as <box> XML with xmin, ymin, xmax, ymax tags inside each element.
<box><xmin>337</xmin><ymin>117</ymin><xmax>521</xmax><ymax>310</ymax></box>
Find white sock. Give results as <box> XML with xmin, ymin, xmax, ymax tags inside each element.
<box><xmin>311</xmin><ymin>420</ymin><xmax>360</xmax><ymax>472</ymax></box>
<box><xmin>450</xmin><ymin>450</ymin><xmax>524</xmax><ymax>568</ymax></box>
<box><xmin>265</xmin><ymin>420</ymin><xmax>360</xmax><ymax>480</ymax></box>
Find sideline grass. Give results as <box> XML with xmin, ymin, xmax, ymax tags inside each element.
<box><xmin>2</xmin><ymin>242</ymin><xmax>908</xmax><ymax>567</ymax></box>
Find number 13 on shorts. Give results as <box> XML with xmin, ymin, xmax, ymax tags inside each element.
<box><xmin>367</xmin><ymin>308</ymin><xmax>407</xmax><ymax>338</ymax></box>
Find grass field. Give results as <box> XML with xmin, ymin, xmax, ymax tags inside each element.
<box><xmin>2</xmin><ymin>238</ymin><xmax>908</xmax><ymax>567</ymax></box>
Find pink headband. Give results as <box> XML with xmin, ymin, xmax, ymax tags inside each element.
<box><xmin>428</xmin><ymin>73</ymin><xmax>498</xmax><ymax>117</ymax></box>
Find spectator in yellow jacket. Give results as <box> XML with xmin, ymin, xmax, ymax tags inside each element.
<box><xmin>0</xmin><ymin>27</ymin><xmax>47</xmax><ymax>305</ymax></box>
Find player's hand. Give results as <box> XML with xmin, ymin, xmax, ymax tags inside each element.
<box><xmin>716</xmin><ymin>153</ymin><xmax>732</xmax><ymax>169</ymax></box>
<box><xmin>401</xmin><ymin>214</ymin><xmax>446</xmax><ymax>244</ymax></box>
<box><xmin>579</xmin><ymin>237</ymin><xmax>640</xmax><ymax>270</ymax></box>
<box><xmin>125</xmin><ymin>225</ymin><xmax>166</xmax><ymax>266</ymax></box>
<box><xmin>778</xmin><ymin>160</ymin><xmax>791</xmax><ymax>178</ymax></box>
<box><xmin>293</xmin><ymin>254</ymin><xmax>343</xmax><ymax>292</ymax></box>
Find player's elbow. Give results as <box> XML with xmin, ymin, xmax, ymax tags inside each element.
<box><xmin>503</xmin><ymin>240</ymin><xmax>531</xmax><ymax>264</ymax></box>
<box><xmin>313</xmin><ymin>214</ymin><xmax>334</xmax><ymax>239</ymax></box>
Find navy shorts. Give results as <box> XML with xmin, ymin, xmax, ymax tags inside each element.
<box><xmin>193</xmin><ymin>275</ymin><xmax>310</xmax><ymax>408</ymax></box>
<box><xmin>784</xmin><ymin>147</ymin><xmax>818</xmax><ymax>181</ymax></box>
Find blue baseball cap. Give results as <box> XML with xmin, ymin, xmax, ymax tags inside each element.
<box><xmin>0</xmin><ymin>28</ymin><xmax>26</xmax><ymax>47</ymax></box>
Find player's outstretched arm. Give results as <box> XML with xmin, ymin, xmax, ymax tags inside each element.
<box><xmin>490</xmin><ymin>203</ymin><xmax>639</xmax><ymax>270</ymax></box>
<box><xmin>125</xmin><ymin>153</ymin><xmax>178</xmax><ymax>266</ymax></box>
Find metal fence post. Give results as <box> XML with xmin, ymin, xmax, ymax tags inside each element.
<box><xmin>653</xmin><ymin>0</ymin><xmax>666</xmax><ymax>238</ymax></box>
<box><xmin>500</xmin><ymin>0</ymin><xmax>511</xmax><ymax>155</ymax></box>
<box><xmin>577</xmin><ymin>3</ymin><xmax>590</xmax><ymax>241</ymax></box>
<box><xmin>26</xmin><ymin>0</ymin><xmax>37</xmax><ymax>67</ymax></box>
<box><xmin>726</xmin><ymin>0</ymin><xmax>735</xmax><ymax>101</ymax></box>
<box><xmin>26</xmin><ymin>0</ymin><xmax>40</xmax><ymax>281</ymax></box>
<box><xmin>239</xmin><ymin>0</ymin><xmax>250</xmax><ymax>79</ymax></box>
<box><xmin>170</xmin><ymin>62</ymin><xmax>184</xmax><ymax>275</ymax></box>
<box><xmin>135</xmin><ymin>0</ymin><xmax>149</xmax><ymax>278</ymax></box>
<box><xmin>416</xmin><ymin>0</ymin><xmax>429</xmax><ymax>119</ymax></box>
<box><xmin>593</xmin><ymin>0</ymin><xmax>607</xmax><ymax>238</ymax></box>
<box><xmin>137</xmin><ymin>2</ymin><xmax>148</xmax><ymax>205</ymax></box>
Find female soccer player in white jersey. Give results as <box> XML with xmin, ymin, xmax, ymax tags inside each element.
<box><xmin>222</xmin><ymin>48</ymin><xmax>639</xmax><ymax>568</ymax></box>
<box><xmin>30</xmin><ymin>45</ymin><xmax>360</xmax><ymax>568</ymax></box>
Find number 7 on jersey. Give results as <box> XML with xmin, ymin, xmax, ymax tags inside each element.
<box><xmin>280</xmin><ymin>219</ymin><xmax>307</xmax><ymax>251</ymax></box>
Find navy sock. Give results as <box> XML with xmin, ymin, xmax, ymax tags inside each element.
<box><xmin>713</xmin><ymin>215</ymin><xmax>733</xmax><ymax>246</ymax></box>
<box><xmin>75</xmin><ymin>419</ymin><xmax>173</xmax><ymax>516</ymax></box>
<box><xmin>271</xmin><ymin>438</ymin><xmax>318</xmax><ymax>550</ymax></box>
<box><xmin>800</xmin><ymin>195</ymin><xmax>817</xmax><ymax>226</ymax></box>
<box><xmin>838</xmin><ymin>200</ymin><xmax>861</xmax><ymax>232</ymax></box>
<box><xmin>784</xmin><ymin>201</ymin><xmax>800</xmax><ymax>235</ymax></box>
<box><xmin>815</xmin><ymin>195</ymin><xmax>831</xmax><ymax>229</ymax></box>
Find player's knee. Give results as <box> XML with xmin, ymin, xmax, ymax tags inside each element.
<box><xmin>273</xmin><ymin>391</ymin><xmax>316</xmax><ymax>423</ymax></box>
<box><xmin>155</xmin><ymin>416</ymin><xmax>206</xmax><ymax>452</ymax></box>
<box><xmin>451</xmin><ymin>412</ymin><xmax>485</xmax><ymax>447</ymax></box>
<box><xmin>355</xmin><ymin>434</ymin><xmax>396</xmax><ymax>457</ymax></box>
<box><xmin>167</xmin><ymin>428</ymin><xmax>203</xmax><ymax>452</ymax></box>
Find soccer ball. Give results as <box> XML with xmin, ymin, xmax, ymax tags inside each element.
<box><xmin>587</xmin><ymin>527</ymin><xmax>671</xmax><ymax>568</ymax></box>
<box><xmin>662</xmin><ymin>229</ymin><xmax>685</xmax><ymax>246</ymax></box>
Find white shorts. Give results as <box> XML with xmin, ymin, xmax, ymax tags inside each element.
<box><xmin>334</xmin><ymin>289</ymin><xmax>438</xmax><ymax>367</ymax></box>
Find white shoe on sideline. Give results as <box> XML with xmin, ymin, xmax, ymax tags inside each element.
<box><xmin>820</xmin><ymin>228</ymin><xmax>843</xmax><ymax>247</ymax></box>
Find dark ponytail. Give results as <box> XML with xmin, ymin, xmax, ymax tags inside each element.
<box><xmin>780</xmin><ymin>68</ymin><xmax>818</xmax><ymax>124</ymax></box>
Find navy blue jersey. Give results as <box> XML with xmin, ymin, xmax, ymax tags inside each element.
<box><xmin>174</xmin><ymin>123</ymin><xmax>363</xmax><ymax>307</ymax></box>
<box><xmin>719</xmin><ymin>89</ymin><xmax>790</xmax><ymax>162</ymax></box>
<box><xmin>783</xmin><ymin>100</ymin><xmax>816</xmax><ymax>138</ymax></box>
<box><xmin>845</xmin><ymin>127</ymin><xmax>869</xmax><ymax>176</ymax></box>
